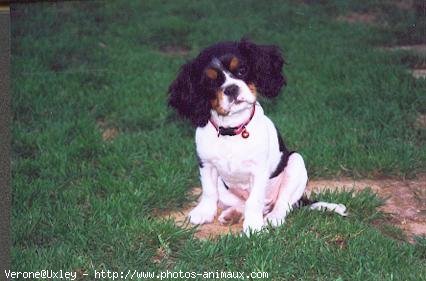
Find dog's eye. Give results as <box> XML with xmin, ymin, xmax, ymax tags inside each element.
<box><xmin>236</xmin><ymin>66</ymin><xmax>248</xmax><ymax>78</ymax></box>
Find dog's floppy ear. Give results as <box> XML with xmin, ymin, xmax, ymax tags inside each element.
<box><xmin>238</xmin><ymin>39</ymin><xmax>286</xmax><ymax>98</ymax></box>
<box><xmin>168</xmin><ymin>61</ymin><xmax>212</xmax><ymax>127</ymax></box>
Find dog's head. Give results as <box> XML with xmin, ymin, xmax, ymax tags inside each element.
<box><xmin>168</xmin><ymin>39</ymin><xmax>286</xmax><ymax>127</ymax></box>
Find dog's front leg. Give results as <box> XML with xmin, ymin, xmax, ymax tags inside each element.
<box><xmin>243</xmin><ymin>169</ymin><xmax>268</xmax><ymax>234</ymax></box>
<box><xmin>188</xmin><ymin>164</ymin><xmax>218</xmax><ymax>225</ymax></box>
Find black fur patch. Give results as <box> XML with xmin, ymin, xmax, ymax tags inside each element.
<box><xmin>269</xmin><ymin>127</ymin><xmax>295</xmax><ymax>179</ymax></box>
<box><xmin>222</xmin><ymin>180</ymin><xmax>230</xmax><ymax>190</ymax></box>
<box><xmin>196</xmin><ymin>153</ymin><xmax>204</xmax><ymax>168</ymax></box>
<box><xmin>293</xmin><ymin>195</ymin><xmax>318</xmax><ymax>208</ymax></box>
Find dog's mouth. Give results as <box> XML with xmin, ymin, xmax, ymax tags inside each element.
<box><xmin>227</xmin><ymin>99</ymin><xmax>247</xmax><ymax>111</ymax></box>
<box><xmin>233</xmin><ymin>99</ymin><xmax>245</xmax><ymax>105</ymax></box>
<box><xmin>224</xmin><ymin>99</ymin><xmax>255</xmax><ymax>116</ymax></box>
<box><xmin>230</xmin><ymin>93</ymin><xmax>255</xmax><ymax>105</ymax></box>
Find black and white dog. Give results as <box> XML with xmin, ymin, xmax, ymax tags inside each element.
<box><xmin>168</xmin><ymin>39</ymin><xmax>347</xmax><ymax>234</ymax></box>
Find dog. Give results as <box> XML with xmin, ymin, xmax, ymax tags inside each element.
<box><xmin>168</xmin><ymin>39</ymin><xmax>347</xmax><ymax>235</ymax></box>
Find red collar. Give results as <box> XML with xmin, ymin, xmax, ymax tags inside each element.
<box><xmin>209</xmin><ymin>105</ymin><xmax>256</xmax><ymax>138</ymax></box>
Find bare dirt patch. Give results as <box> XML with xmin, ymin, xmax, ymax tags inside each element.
<box><xmin>160</xmin><ymin>188</ymin><xmax>243</xmax><ymax>239</ymax></box>
<box><xmin>308</xmin><ymin>175</ymin><xmax>426</xmax><ymax>241</ymax></box>
<box><xmin>415</xmin><ymin>114</ymin><xmax>426</xmax><ymax>129</ymax></box>
<box><xmin>412</xmin><ymin>69</ymin><xmax>426</xmax><ymax>79</ymax></box>
<box><xmin>384</xmin><ymin>44</ymin><xmax>426</xmax><ymax>56</ymax></box>
<box><xmin>381</xmin><ymin>44</ymin><xmax>426</xmax><ymax>79</ymax></box>
<box><xmin>101</xmin><ymin>127</ymin><xmax>119</xmax><ymax>141</ymax></box>
<box><xmin>159</xmin><ymin>45</ymin><xmax>190</xmax><ymax>56</ymax></box>
<box><xmin>96</xmin><ymin>119</ymin><xmax>119</xmax><ymax>141</ymax></box>
<box><xmin>337</xmin><ymin>12</ymin><xmax>378</xmax><ymax>24</ymax></box>
<box><xmin>161</xmin><ymin>175</ymin><xmax>426</xmax><ymax>241</ymax></box>
<box><xmin>392</xmin><ymin>0</ymin><xmax>415</xmax><ymax>10</ymax></box>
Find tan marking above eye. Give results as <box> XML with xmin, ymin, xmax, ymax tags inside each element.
<box><xmin>229</xmin><ymin>57</ymin><xmax>239</xmax><ymax>71</ymax></box>
<box><xmin>205</xmin><ymin>68</ymin><xmax>218</xmax><ymax>80</ymax></box>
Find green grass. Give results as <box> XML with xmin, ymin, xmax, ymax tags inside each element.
<box><xmin>11</xmin><ymin>1</ymin><xmax>426</xmax><ymax>280</ymax></box>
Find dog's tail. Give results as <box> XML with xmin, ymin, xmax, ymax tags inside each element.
<box><xmin>293</xmin><ymin>195</ymin><xmax>348</xmax><ymax>217</ymax></box>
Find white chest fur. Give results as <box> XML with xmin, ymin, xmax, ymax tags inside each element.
<box><xmin>195</xmin><ymin>105</ymin><xmax>280</xmax><ymax>186</ymax></box>
<box><xmin>205</xmin><ymin>134</ymin><xmax>263</xmax><ymax>184</ymax></box>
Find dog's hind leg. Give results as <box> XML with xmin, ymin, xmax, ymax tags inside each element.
<box><xmin>265</xmin><ymin>153</ymin><xmax>308</xmax><ymax>227</ymax></box>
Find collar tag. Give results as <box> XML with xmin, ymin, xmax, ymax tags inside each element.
<box><xmin>241</xmin><ymin>128</ymin><xmax>250</xmax><ymax>138</ymax></box>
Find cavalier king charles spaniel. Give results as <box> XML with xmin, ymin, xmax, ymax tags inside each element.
<box><xmin>168</xmin><ymin>39</ymin><xmax>347</xmax><ymax>235</ymax></box>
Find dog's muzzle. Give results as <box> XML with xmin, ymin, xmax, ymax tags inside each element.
<box><xmin>224</xmin><ymin>84</ymin><xmax>239</xmax><ymax>101</ymax></box>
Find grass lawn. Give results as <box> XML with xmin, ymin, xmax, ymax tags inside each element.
<box><xmin>11</xmin><ymin>0</ymin><xmax>425</xmax><ymax>280</ymax></box>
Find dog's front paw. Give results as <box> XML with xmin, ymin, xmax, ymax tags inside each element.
<box><xmin>188</xmin><ymin>202</ymin><xmax>216</xmax><ymax>225</ymax></box>
<box><xmin>265</xmin><ymin>210</ymin><xmax>287</xmax><ymax>227</ymax></box>
<box><xmin>243</xmin><ymin>214</ymin><xmax>265</xmax><ymax>235</ymax></box>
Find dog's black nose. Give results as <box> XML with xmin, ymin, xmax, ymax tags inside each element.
<box><xmin>224</xmin><ymin>85</ymin><xmax>239</xmax><ymax>99</ymax></box>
